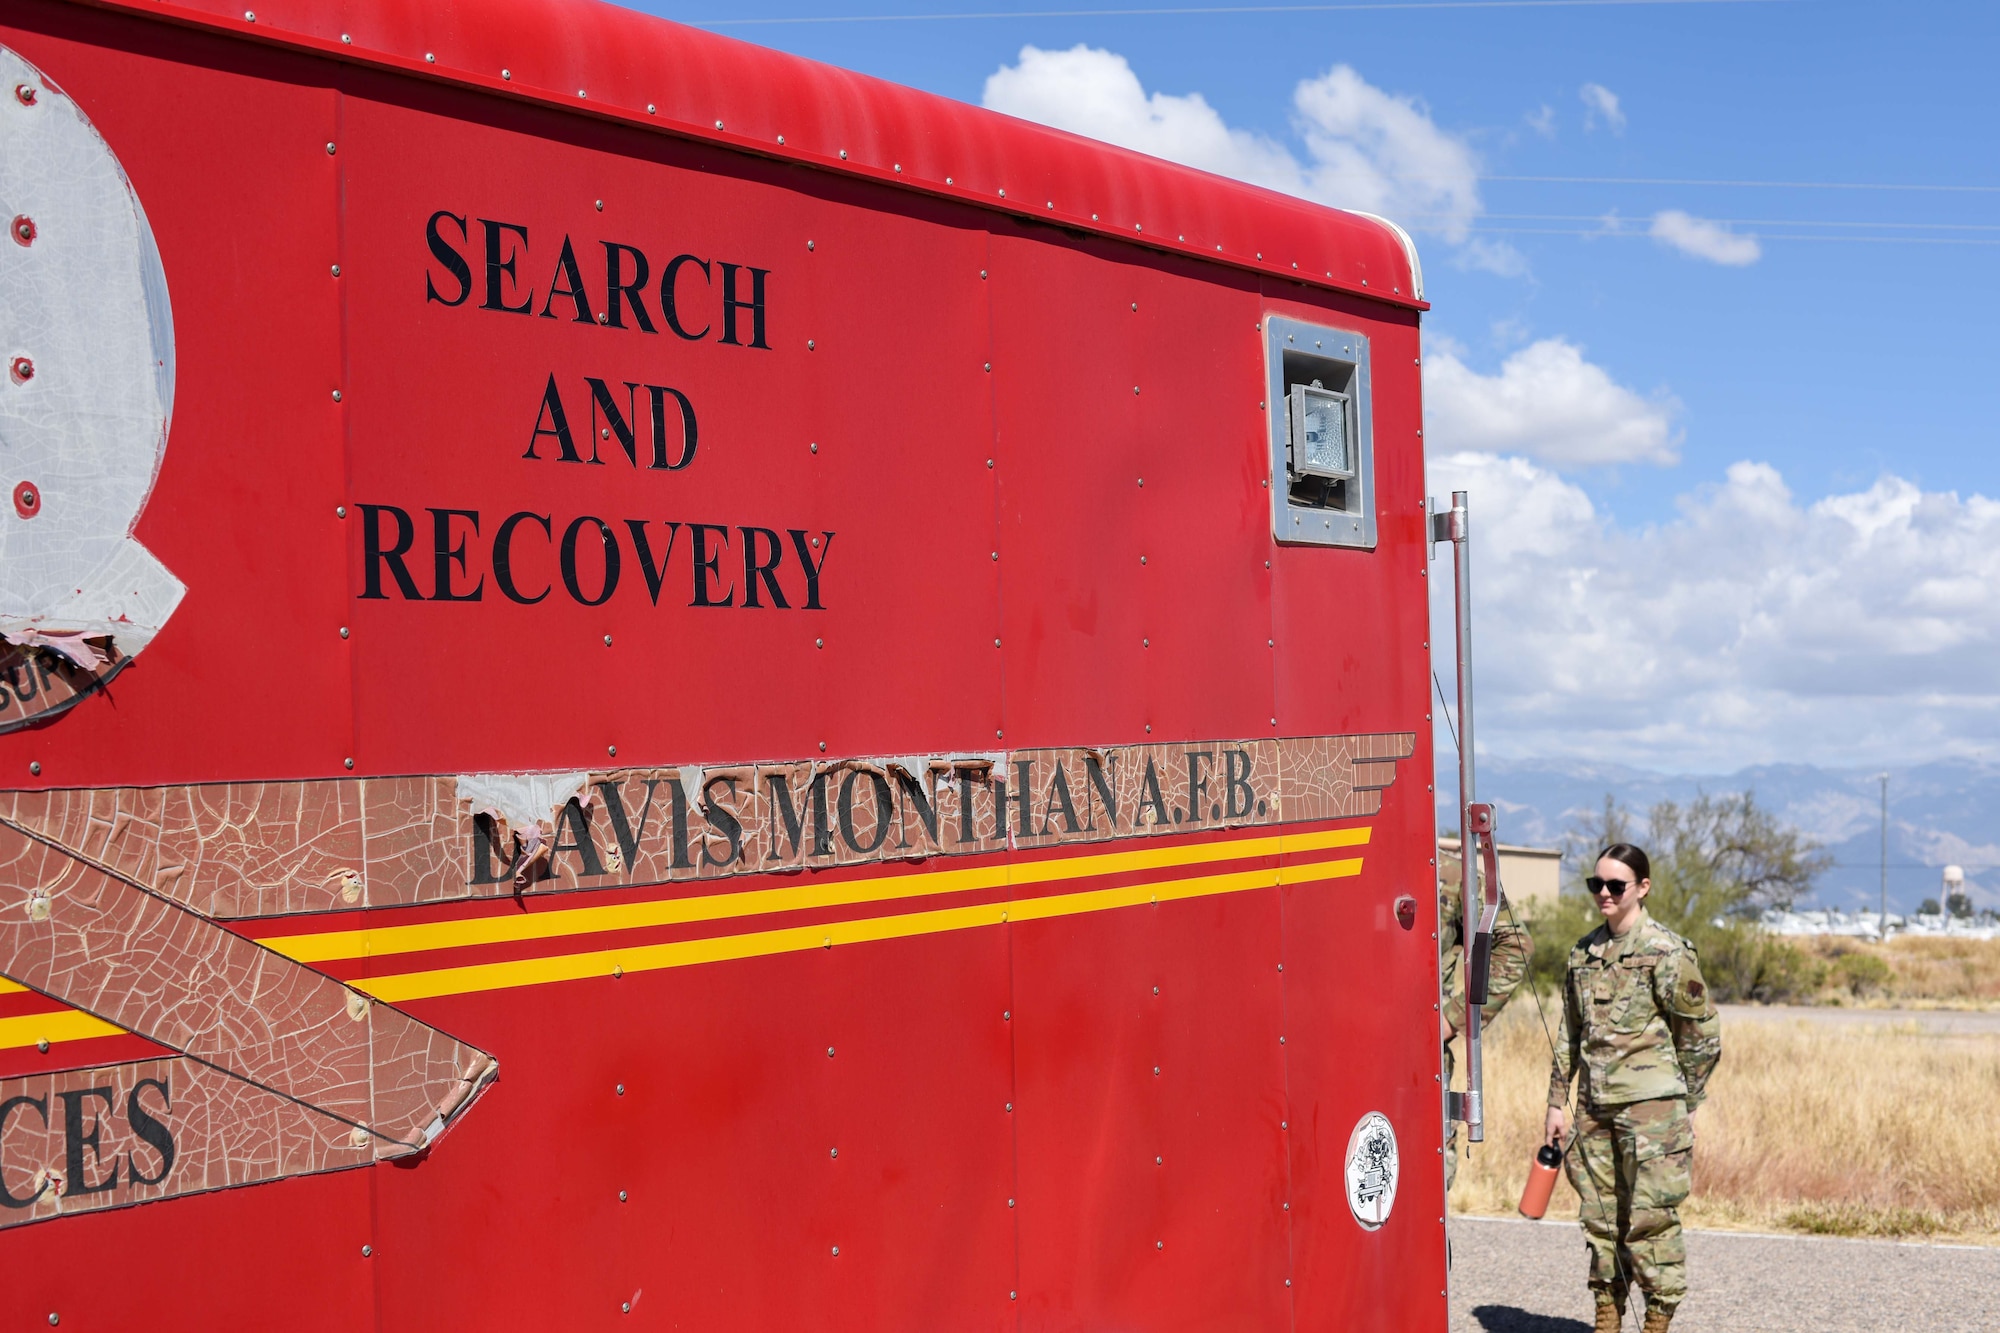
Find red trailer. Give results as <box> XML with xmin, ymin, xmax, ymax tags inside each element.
<box><xmin>0</xmin><ymin>2</ymin><xmax>1469</xmax><ymax>1327</ymax></box>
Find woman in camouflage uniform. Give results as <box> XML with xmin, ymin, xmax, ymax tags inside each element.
<box><xmin>1545</xmin><ymin>844</ymin><xmax>1722</xmax><ymax>1333</ymax></box>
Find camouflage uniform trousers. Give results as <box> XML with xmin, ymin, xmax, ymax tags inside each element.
<box><xmin>1565</xmin><ymin>1096</ymin><xmax>1693</xmax><ymax>1311</ymax></box>
<box><xmin>1443</xmin><ymin>1040</ymin><xmax>1461</xmax><ymax>1191</ymax></box>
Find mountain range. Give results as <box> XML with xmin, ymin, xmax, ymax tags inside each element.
<box><xmin>1435</xmin><ymin>756</ymin><xmax>2000</xmax><ymax>914</ymax></box>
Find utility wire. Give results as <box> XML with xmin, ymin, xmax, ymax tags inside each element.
<box><xmin>696</xmin><ymin>0</ymin><xmax>1794</xmax><ymax>26</ymax></box>
<box><xmin>1407</xmin><ymin>211</ymin><xmax>2000</xmax><ymax>231</ymax></box>
<box><xmin>1433</xmin><ymin>669</ymin><xmax>1461</xmax><ymax>754</ymax></box>
<box><xmin>1465</xmin><ymin>226</ymin><xmax>2000</xmax><ymax>245</ymax></box>
<box><xmin>1480</xmin><ymin>173</ymin><xmax>2000</xmax><ymax>194</ymax></box>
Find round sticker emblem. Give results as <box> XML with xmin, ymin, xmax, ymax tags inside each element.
<box><xmin>1344</xmin><ymin>1111</ymin><xmax>1399</xmax><ymax>1230</ymax></box>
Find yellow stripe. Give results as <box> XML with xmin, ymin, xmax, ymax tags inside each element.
<box><xmin>0</xmin><ymin>827</ymin><xmax>1373</xmax><ymax>1053</ymax></box>
<box><xmin>362</xmin><ymin>852</ymin><xmax>1363</xmax><ymax>1004</ymax></box>
<box><xmin>270</xmin><ymin>824</ymin><xmax>1371</xmax><ymax>966</ymax></box>
<box><xmin>0</xmin><ymin>1008</ymin><xmax>126</xmax><ymax>1049</ymax></box>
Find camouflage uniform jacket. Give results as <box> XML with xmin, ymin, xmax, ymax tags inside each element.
<box><xmin>1548</xmin><ymin>910</ymin><xmax>1722</xmax><ymax>1111</ymax></box>
<box><xmin>1439</xmin><ymin>867</ymin><xmax>1531</xmax><ymax>1032</ymax></box>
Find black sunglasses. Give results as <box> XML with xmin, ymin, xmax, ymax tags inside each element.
<box><xmin>1586</xmin><ymin>876</ymin><xmax>1639</xmax><ymax>898</ymax></box>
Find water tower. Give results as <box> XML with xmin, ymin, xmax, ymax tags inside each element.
<box><xmin>1944</xmin><ymin>865</ymin><xmax>1967</xmax><ymax>918</ymax></box>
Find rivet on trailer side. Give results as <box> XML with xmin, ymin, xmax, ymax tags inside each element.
<box><xmin>0</xmin><ymin>2</ymin><xmax>1459</xmax><ymax>1329</ymax></box>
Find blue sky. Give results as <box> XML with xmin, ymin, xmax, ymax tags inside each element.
<box><xmin>631</xmin><ymin>0</ymin><xmax>2000</xmax><ymax>772</ymax></box>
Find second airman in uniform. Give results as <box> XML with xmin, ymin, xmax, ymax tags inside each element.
<box><xmin>1545</xmin><ymin>843</ymin><xmax>1722</xmax><ymax>1333</ymax></box>
<box><xmin>1439</xmin><ymin>847</ymin><xmax>1532</xmax><ymax>1193</ymax></box>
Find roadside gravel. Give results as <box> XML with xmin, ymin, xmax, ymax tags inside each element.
<box><xmin>1449</xmin><ymin>1213</ymin><xmax>2000</xmax><ymax>1333</ymax></box>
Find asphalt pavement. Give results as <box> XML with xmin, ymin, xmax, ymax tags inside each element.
<box><xmin>1449</xmin><ymin>1214</ymin><xmax>2000</xmax><ymax>1333</ymax></box>
<box><xmin>1716</xmin><ymin>1003</ymin><xmax>2000</xmax><ymax>1034</ymax></box>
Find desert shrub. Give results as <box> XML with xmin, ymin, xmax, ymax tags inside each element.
<box><xmin>1520</xmin><ymin>897</ymin><xmax>1824</xmax><ymax>1003</ymax></box>
<box><xmin>1831</xmin><ymin>951</ymin><xmax>1893</xmax><ymax>998</ymax></box>
<box><xmin>1519</xmin><ymin>889</ymin><xmax>1603</xmax><ymax>992</ymax></box>
<box><xmin>1690</xmin><ymin>922</ymin><xmax>1825</xmax><ymax>1003</ymax></box>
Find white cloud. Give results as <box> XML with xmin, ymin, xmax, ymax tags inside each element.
<box><xmin>979</xmin><ymin>44</ymin><xmax>1302</xmax><ymax>192</ymax></box>
<box><xmin>1428</xmin><ymin>453</ymin><xmax>2000</xmax><ymax>770</ymax></box>
<box><xmin>1423</xmin><ymin>337</ymin><xmax>1679</xmax><ymax>467</ymax></box>
<box><xmin>1579</xmin><ymin>82</ymin><xmax>1626</xmax><ymax>134</ymax></box>
<box><xmin>1525</xmin><ymin>104</ymin><xmax>1557</xmax><ymax>138</ymax></box>
<box><xmin>1452</xmin><ymin>236</ymin><xmax>1531</xmax><ymax>278</ymax></box>
<box><xmin>981</xmin><ymin>45</ymin><xmax>1486</xmax><ymax>245</ymax></box>
<box><xmin>1650</xmin><ymin>210</ymin><xmax>1761</xmax><ymax>266</ymax></box>
<box><xmin>1291</xmin><ymin>64</ymin><xmax>1483</xmax><ymax>241</ymax></box>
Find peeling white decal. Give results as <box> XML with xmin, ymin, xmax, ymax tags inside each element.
<box><xmin>0</xmin><ymin>45</ymin><xmax>182</xmax><ymax>660</ymax></box>
<box><xmin>677</xmin><ymin>765</ymin><xmax>706</xmax><ymax>811</ymax></box>
<box><xmin>456</xmin><ymin>771</ymin><xmax>592</xmax><ymax>832</ymax></box>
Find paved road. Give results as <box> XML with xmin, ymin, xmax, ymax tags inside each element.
<box><xmin>1449</xmin><ymin>1214</ymin><xmax>2000</xmax><ymax>1333</ymax></box>
<box><xmin>1718</xmin><ymin>1003</ymin><xmax>2000</xmax><ymax>1034</ymax></box>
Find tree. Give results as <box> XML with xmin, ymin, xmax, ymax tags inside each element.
<box><xmin>1919</xmin><ymin>897</ymin><xmax>1942</xmax><ymax>917</ymax></box>
<box><xmin>1526</xmin><ymin>789</ymin><xmax>1834</xmax><ymax>1002</ymax></box>
<box><xmin>1558</xmin><ymin>789</ymin><xmax>1827</xmax><ymax>917</ymax></box>
<box><xmin>1946</xmin><ymin>891</ymin><xmax>1974</xmax><ymax>919</ymax></box>
<box><xmin>1646</xmin><ymin>791</ymin><xmax>1831</xmax><ymax>917</ymax></box>
<box><xmin>1558</xmin><ymin>793</ymin><xmax>1636</xmax><ymax>877</ymax></box>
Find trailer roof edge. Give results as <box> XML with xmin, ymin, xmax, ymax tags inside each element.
<box><xmin>57</xmin><ymin>0</ymin><xmax>1428</xmax><ymax>312</ymax></box>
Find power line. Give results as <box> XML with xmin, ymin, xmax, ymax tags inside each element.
<box><xmin>1481</xmin><ymin>173</ymin><xmax>2000</xmax><ymax>194</ymax></box>
<box><xmin>1464</xmin><ymin>225</ymin><xmax>2000</xmax><ymax>245</ymax></box>
<box><xmin>694</xmin><ymin>0</ymin><xmax>1794</xmax><ymax>25</ymax></box>
<box><xmin>1411</xmin><ymin>211</ymin><xmax>2000</xmax><ymax>232</ymax></box>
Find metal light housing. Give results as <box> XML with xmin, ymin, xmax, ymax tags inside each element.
<box><xmin>1287</xmin><ymin>382</ymin><xmax>1355</xmax><ymax>482</ymax></box>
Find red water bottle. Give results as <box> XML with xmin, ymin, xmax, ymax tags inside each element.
<box><xmin>1518</xmin><ymin>1143</ymin><xmax>1562</xmax><ymax>1219</ymax></box>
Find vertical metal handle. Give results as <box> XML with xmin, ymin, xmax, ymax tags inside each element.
<box><xmin>1432</xmin><ymin>491</ymin><xmax>1491</xmax><ymax>1142</ymax></box>
<box><xmin>1465</xmin><ymin>804</ymin><xmax>1498</xmax><ymax>1006</ymax></box>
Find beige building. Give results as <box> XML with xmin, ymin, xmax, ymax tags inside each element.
<box><xmin>1437</xmin><ymin>836</ymin><xmax>1563</xmax><ymax>912</ymax></box>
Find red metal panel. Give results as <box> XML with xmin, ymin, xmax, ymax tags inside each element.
<box><xmin>1127</xmin><ymin>263</ymin><xmax>1275</xmax><ymax>742</ymax></box>
<box><xmin>990</xmin><ymin>231</ymin><xmax>1149</xmax><ymax>747</ymax></box>
<box><xmin>1266</xmin><ymin>291</ymin><xmax>1429</xmax><ymax>746</ymax></box>
<box><xmin>1148</xmin><ymin>884</ymin><xmax>1294</xmax><ymax>1326</ymax></box>
<box><xmin>78</xmin><ymin>0</ymin><xmax>1421</xmax><ymax>310</ymax></box>
<box><xmin>0</xmin><ymin>2</ymin><xmax>1059</xmax><ymax>786</ymax></box>
<box><xmin>336</xmin><ymin>75</ymin><xmax>1003</xmax><ymax>775</ymax></box>
<box><xmin>1282</xmin><ymin>804</ymin><xmax>1445</xmax><ymax>1331</ymax></box>
<box><xmin>2</xmin><ymin>3</ymin><xmax>354</xmax><ymax>789</ymax></box>
<box><xmin>367</xmin><ymin>926</ymin><xmax>1015</xmax><ymax>1330</ymax></box>
<box><xmin>1258</xmin><ymin>284</ymin><xmax>1442</xmax><ymax>1333</ymax></box>
<box><xmin>0</xmin><ymin>1164</ymin><xmax>376</xmax><ymax>1330</ymax></box>
<box><xmin>1010</xmin><ymin>896</ymin><xmax>1168</xmax><ymax>1328</ymax></box>
<box><xmin>990</xmin><ymin>232</ymin><xmax>1280</xmax><ymax>746</ymax></box>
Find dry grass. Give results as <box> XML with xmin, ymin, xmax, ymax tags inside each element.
<box><xmin>1448</xmin><ymin>996</ymin><xmax>2000</xmax><ymax>1242</ymax></box>
<box><xmin>1797</xmin><ymin>935</ymin><xmax>2000</xmax><ymax>1007</ymax></box>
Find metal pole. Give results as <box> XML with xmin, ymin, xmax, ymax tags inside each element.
<box><xmin>1434</xmin><ymin>490</ymin><xmax>1493</xmax><ymax>1144</ymax></box>
<box><xmin>1453</xmin><ymin>488</ymin><xmax>1475</xmax><ymax>919</ymax></box>
<box><xmin>1879</xmin><ymin>773</ymin><xmax>1889</xmax><ymax>937</ymax></box>
<box><xmin>1449</xmin><ymin>491</ymin><xmax>1484</xmax><ymax>1143</ymax></box>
